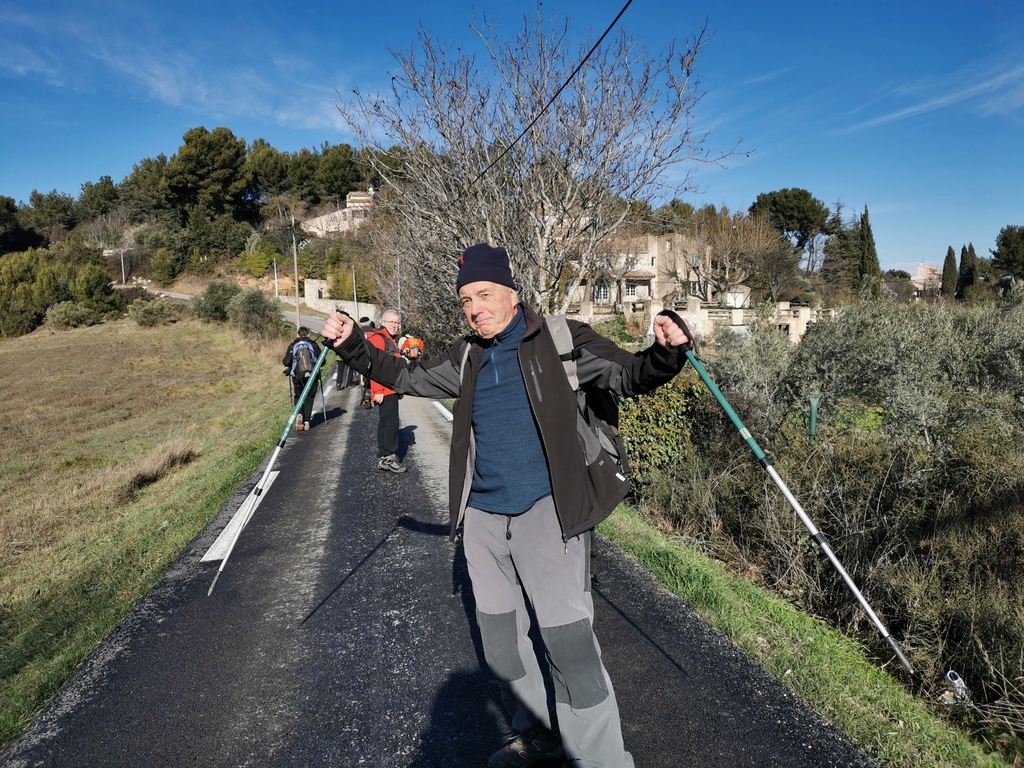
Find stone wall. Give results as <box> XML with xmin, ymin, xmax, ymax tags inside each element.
<box><xmin>303</xmin><ymin>279</ymin><xmax>382</xmax><ymax>322</ymax></box>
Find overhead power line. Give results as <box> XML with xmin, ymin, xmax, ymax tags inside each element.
<box><xmin>469</xmin><ymin>0</ymin><xmax>636</xmax><ymax>188</ymax></box>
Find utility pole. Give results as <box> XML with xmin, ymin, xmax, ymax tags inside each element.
<box><xmin>290</xmin><ymin>212</ymin><xmax>300</xmax><ymax>331</ymax></box>
<box><xmin>352</xmin><ymin>266</ymin><xmax>359</xmax><ymax>322</ymax></box>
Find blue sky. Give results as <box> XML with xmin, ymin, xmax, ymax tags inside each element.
<box><xmin>1</xmin><ymin>0</ymin><xmax>1022</xmax><ymax>274</ymax></box>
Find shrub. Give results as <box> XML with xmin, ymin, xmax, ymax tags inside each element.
<box><xmin>226</xmin><ymin>288</ymin><xmax>287</xmax><ymax>339</ymax></box>
<box><xmin>45</xmin><ymin>301</ymin><xmax>97</xmax><ymax>330</ymax></box>
<box><xmin>620</xmin><ymin>368</ymin><xmax>701</xmax><ymax>477</ymax></box>
<box><xmin>190</xmin><ymin>278</ymin><xmax>241</xmax><ymax>323</ymax></box>
<box><xmin>150</xmin><ymin>248</ymin><xmax>175</xmax><ymax>287</ymax></box>
<box><xmin>128</xmin><ymin>297</ymin><xmax>183</xmax><ymax>327</ymax></box>
<box><xmin>627</xmin><ymin>299</ymin><xmax>1024</xmax><ymax>737</ymax></box>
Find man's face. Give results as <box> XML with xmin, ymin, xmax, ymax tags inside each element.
<box><xmin>382</xmin><ymin>314</ymin><xmax>400</xmax><ymax>337</ymax></box>
<box><xmin>458</xmin><ymin>281</ymin><xmax>518</xmax><ymax>339</ymax></box>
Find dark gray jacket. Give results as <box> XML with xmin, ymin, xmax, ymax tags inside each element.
<box><xmin>335</xmin><ymin>303</ymin><xmax>686</xmax><ymax>540</ymax></box>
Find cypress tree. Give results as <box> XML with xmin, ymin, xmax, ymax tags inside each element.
<box><xmin>856</xmin><ymin>206</ymin><xmax>881</xmax><ymax>298</ymax></box>
<box><xmin>942</xmin><ymin>246</ymin><xmax>958</xmax><ymax>297</ymax></box>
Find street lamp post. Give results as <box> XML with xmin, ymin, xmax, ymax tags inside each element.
<box><xmin>352</xmin><ymin>266</ymin><xmax>359</xmax><ymax>322</ymax></box>
<box><xmin>290</xmin><ymin>213</ymin><xmax>300</xmax><ymax>331</ymax></box>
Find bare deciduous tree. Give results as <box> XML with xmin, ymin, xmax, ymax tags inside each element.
<box><xmin>690</xmin><ymin>206</ymin><xmax>778</xmax><ymax>305</ymax></box>
<box><xmin>339</xmin><ymin>6</ymin><xmax>730</xmax><ymax>343</ymax></box>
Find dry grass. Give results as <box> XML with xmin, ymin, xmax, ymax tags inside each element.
<box><xmin>0</xmin><ymin>319</ymin><xmax>284</xmax><ymax>566</ymax></box>
<box><xmin>0</xmin><ymin>317</ymin><xmax>292</xmax><ymax>748</ymax></box>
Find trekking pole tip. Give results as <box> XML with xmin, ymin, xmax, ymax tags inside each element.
<box><xmin>207</xmin><ymin>571</ymin><xmax>222</xmax><ymax>597</ymax></box>
<box><xmin>886</xmin><ymin>636</ymin><xmax>915</xmax><ymax>676</ymax></box>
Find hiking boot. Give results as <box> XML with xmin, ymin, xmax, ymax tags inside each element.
<box><xmin>377</xmin><ymin>454</ymin><xmax>407</xmax><ymax>474</ymax></box>
<box><xmin>295</xmin><ymin>415</ymin><xmax>304</xmax><ymax>432</ymax></box>
<box><xmin>488</xmin><ymin>726</ymin><xmax>563</xmax><ymax>768</ymax></box>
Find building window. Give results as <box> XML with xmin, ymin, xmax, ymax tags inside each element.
<box><xmin>593</xmin><ymin>282</ymin><xmax>610</xmax><ymax>303</ymax></box>
<box><xmin>625</xmin><ymin>283</ymin><xmax>637</xmax><ymax>298</ymax></box>
<box><xmin>317</xmin><ymin>288</ymin><xmax>324</xmax><ymax>299</ymax></box>
<box><xmin>651</xmin><ymin>257</ymin><xmax>656</xmax><ymax>267</ymax></box>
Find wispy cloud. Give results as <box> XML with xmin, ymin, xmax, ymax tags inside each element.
<box><xmin>742</xmin><ymin>66</ymin><xmax>793</xmax><ymax>87</ymax></box>
<box><xmin>0</xmin><ymin>4</ymin><xmax>351</xmax><ymax>135</ymax></box>
<box><xmin>844</xmin><ymin>58</ymin><xmax>1024</xmax><ymax>132</ymax></box>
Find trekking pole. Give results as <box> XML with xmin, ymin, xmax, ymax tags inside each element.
<box><xmin>319</xmin><ymin>377</ymin><xmax>327</xmax><ymax>421</ymax></box>
<box><xmin>208</xmin><ymin>343</ymin><xmax>332</xmax><ymax>596</ymax></box>
<box><xmin>668</xmin><ymin>312</ymin><xmax>914</xmax><ymax>676</ymax></box>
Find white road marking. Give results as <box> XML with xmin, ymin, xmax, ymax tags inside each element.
<box><xmin>432</xmin><ymin>400</ymin><xmax>453</xmax><ymax>421</ymax></box>
<box><xmin>201</xmin><ymin>472</ymin><xmax>280</xmax><ymax>562</ymax></box>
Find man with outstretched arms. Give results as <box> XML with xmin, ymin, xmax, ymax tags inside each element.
<box><xmin>320</xmin><ymin>243</ymin><xmax>691</xmax><ymax>768</ymax></box>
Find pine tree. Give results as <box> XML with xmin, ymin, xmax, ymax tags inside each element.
<box><xmin>819</xmin><ymin>203</ymin><xmax>854</xmax><ymax>297</ymax></box>
<box><xmin>151</xmin><ymin>248</ymin><xmax>175</xmax><ymax>287</ymax></box>
<box><xmin>941</xmin><ymin>246</ymin><xmax>958</xmax><ymax>297</ymax></box>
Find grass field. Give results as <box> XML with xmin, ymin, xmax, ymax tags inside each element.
<box><xmin>0</xmin><ymin>318</ymin><xmax>291</xmax><ymax>750</ymax></box>
<box><xmin>0</xmin><ymin>315</ymin><xmax>1011</xmax><ymax>765</ymax></box>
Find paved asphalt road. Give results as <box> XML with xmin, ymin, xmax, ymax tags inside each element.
<box><xmin>1</xmin><ymin>371</ymin><xmax>876</xmax><ymax>768</ymax></box>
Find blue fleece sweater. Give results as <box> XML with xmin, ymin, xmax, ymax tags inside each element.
<box><xmin>469</xmin><ymin>309</ymin><xmax>553</xmax><ymax>514</ymax></box>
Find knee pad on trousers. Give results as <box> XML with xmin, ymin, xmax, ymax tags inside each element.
<box><xmin>477</xmin><ymin>610</ymin><xmax>527</xmax><ymax>682</ymax></box>
<box><xmin>541</xmin><ymin>618</ymin><xmax>609</xmax><ymax>709</ymax></box>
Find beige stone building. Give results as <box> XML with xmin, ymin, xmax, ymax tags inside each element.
<box><xmin>301</xmin><ymin>190</ymin><xmax>375</xmax><ymax>238</ymax></box>
<box><xmin>570</xmin><ymin>233</ymin><xmax>829</xmax><ymax>343</ymax></box>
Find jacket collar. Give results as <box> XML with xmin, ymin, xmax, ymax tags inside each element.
<box><xmin>520</xmin><ymin>303</ymin><xmax>544</xmax><ymax>337</ymax></box>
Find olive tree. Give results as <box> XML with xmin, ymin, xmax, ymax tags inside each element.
<box><xmin>339</xmin><ymin>6</ymin><xmax>729</xmax><ymax>343</ymax></box>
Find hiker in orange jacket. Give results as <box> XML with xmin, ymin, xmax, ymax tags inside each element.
<box><xmin>366</xmin><ymin>310</ymin><xmax>406</xmax><ymax>473</ymax></box>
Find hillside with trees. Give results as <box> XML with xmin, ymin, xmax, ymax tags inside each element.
<box><xmin>0</xmin><ymin>128</ymin><xmax>384</xmax><ymax>338</ymax></box>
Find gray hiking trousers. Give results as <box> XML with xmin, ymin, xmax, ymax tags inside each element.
<box><xmin>464</xmin><ymin>496</ymin><xmax>633</xmax><ymax>768</ymax></box>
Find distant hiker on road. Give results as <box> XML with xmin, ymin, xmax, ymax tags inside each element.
<box><xmin>358</xmin><ymin>316</ymin><xmax>376</xmax><ymax>409</ymax></box>
<box><xmin>366</xmin><ymin>309</ymin><xmax>406</xmax><ymax>474</ymax></box>
<box><xmin>321</xmin><ymin>243</ymin><xmax>690</xmax><ymax>768</ymax></box>
<box><xmin>282</xmin><ymin>326</ymin><xmax>320</xmax><ymax>432</ymax></box>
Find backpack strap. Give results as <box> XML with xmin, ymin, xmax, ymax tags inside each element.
<box><xmin>545</xmin><ymin>314</ymin><xmax>580</xmax><ymax>391</ymax></box>
<box><xmin>368</xmin><ymin>329</ymin><xmax>399</xmax><ymax>355</ymax></box>
<box><xmin>458</xmin><ymin>338</ymin><xmax>472</xmax><ymax>387</ymax></box>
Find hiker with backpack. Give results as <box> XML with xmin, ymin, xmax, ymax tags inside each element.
<box><xmin>282</xmin><ymin>326</ymin><xmax>321</xmax><ymax>432</ymax></box>
<box><xmin>320</xmin><ymin>243</ymin><xmax>691</xmax><ymax>768</ymax></box>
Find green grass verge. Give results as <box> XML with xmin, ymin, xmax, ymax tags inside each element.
<box><xmin>598</xmin><ymin>506</ymin><xmax>1005</xmax><ymax>768</ymax></box>
<box><xmin>0</xmin><ymin>320</ymin><xmax>290</xmax><ymax>751</ymax></box>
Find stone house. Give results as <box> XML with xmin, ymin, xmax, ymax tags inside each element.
<box><xmin>301</xmin><ymin>189</ymin><xmax>375</xmax><ymax>238</ymax></box>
